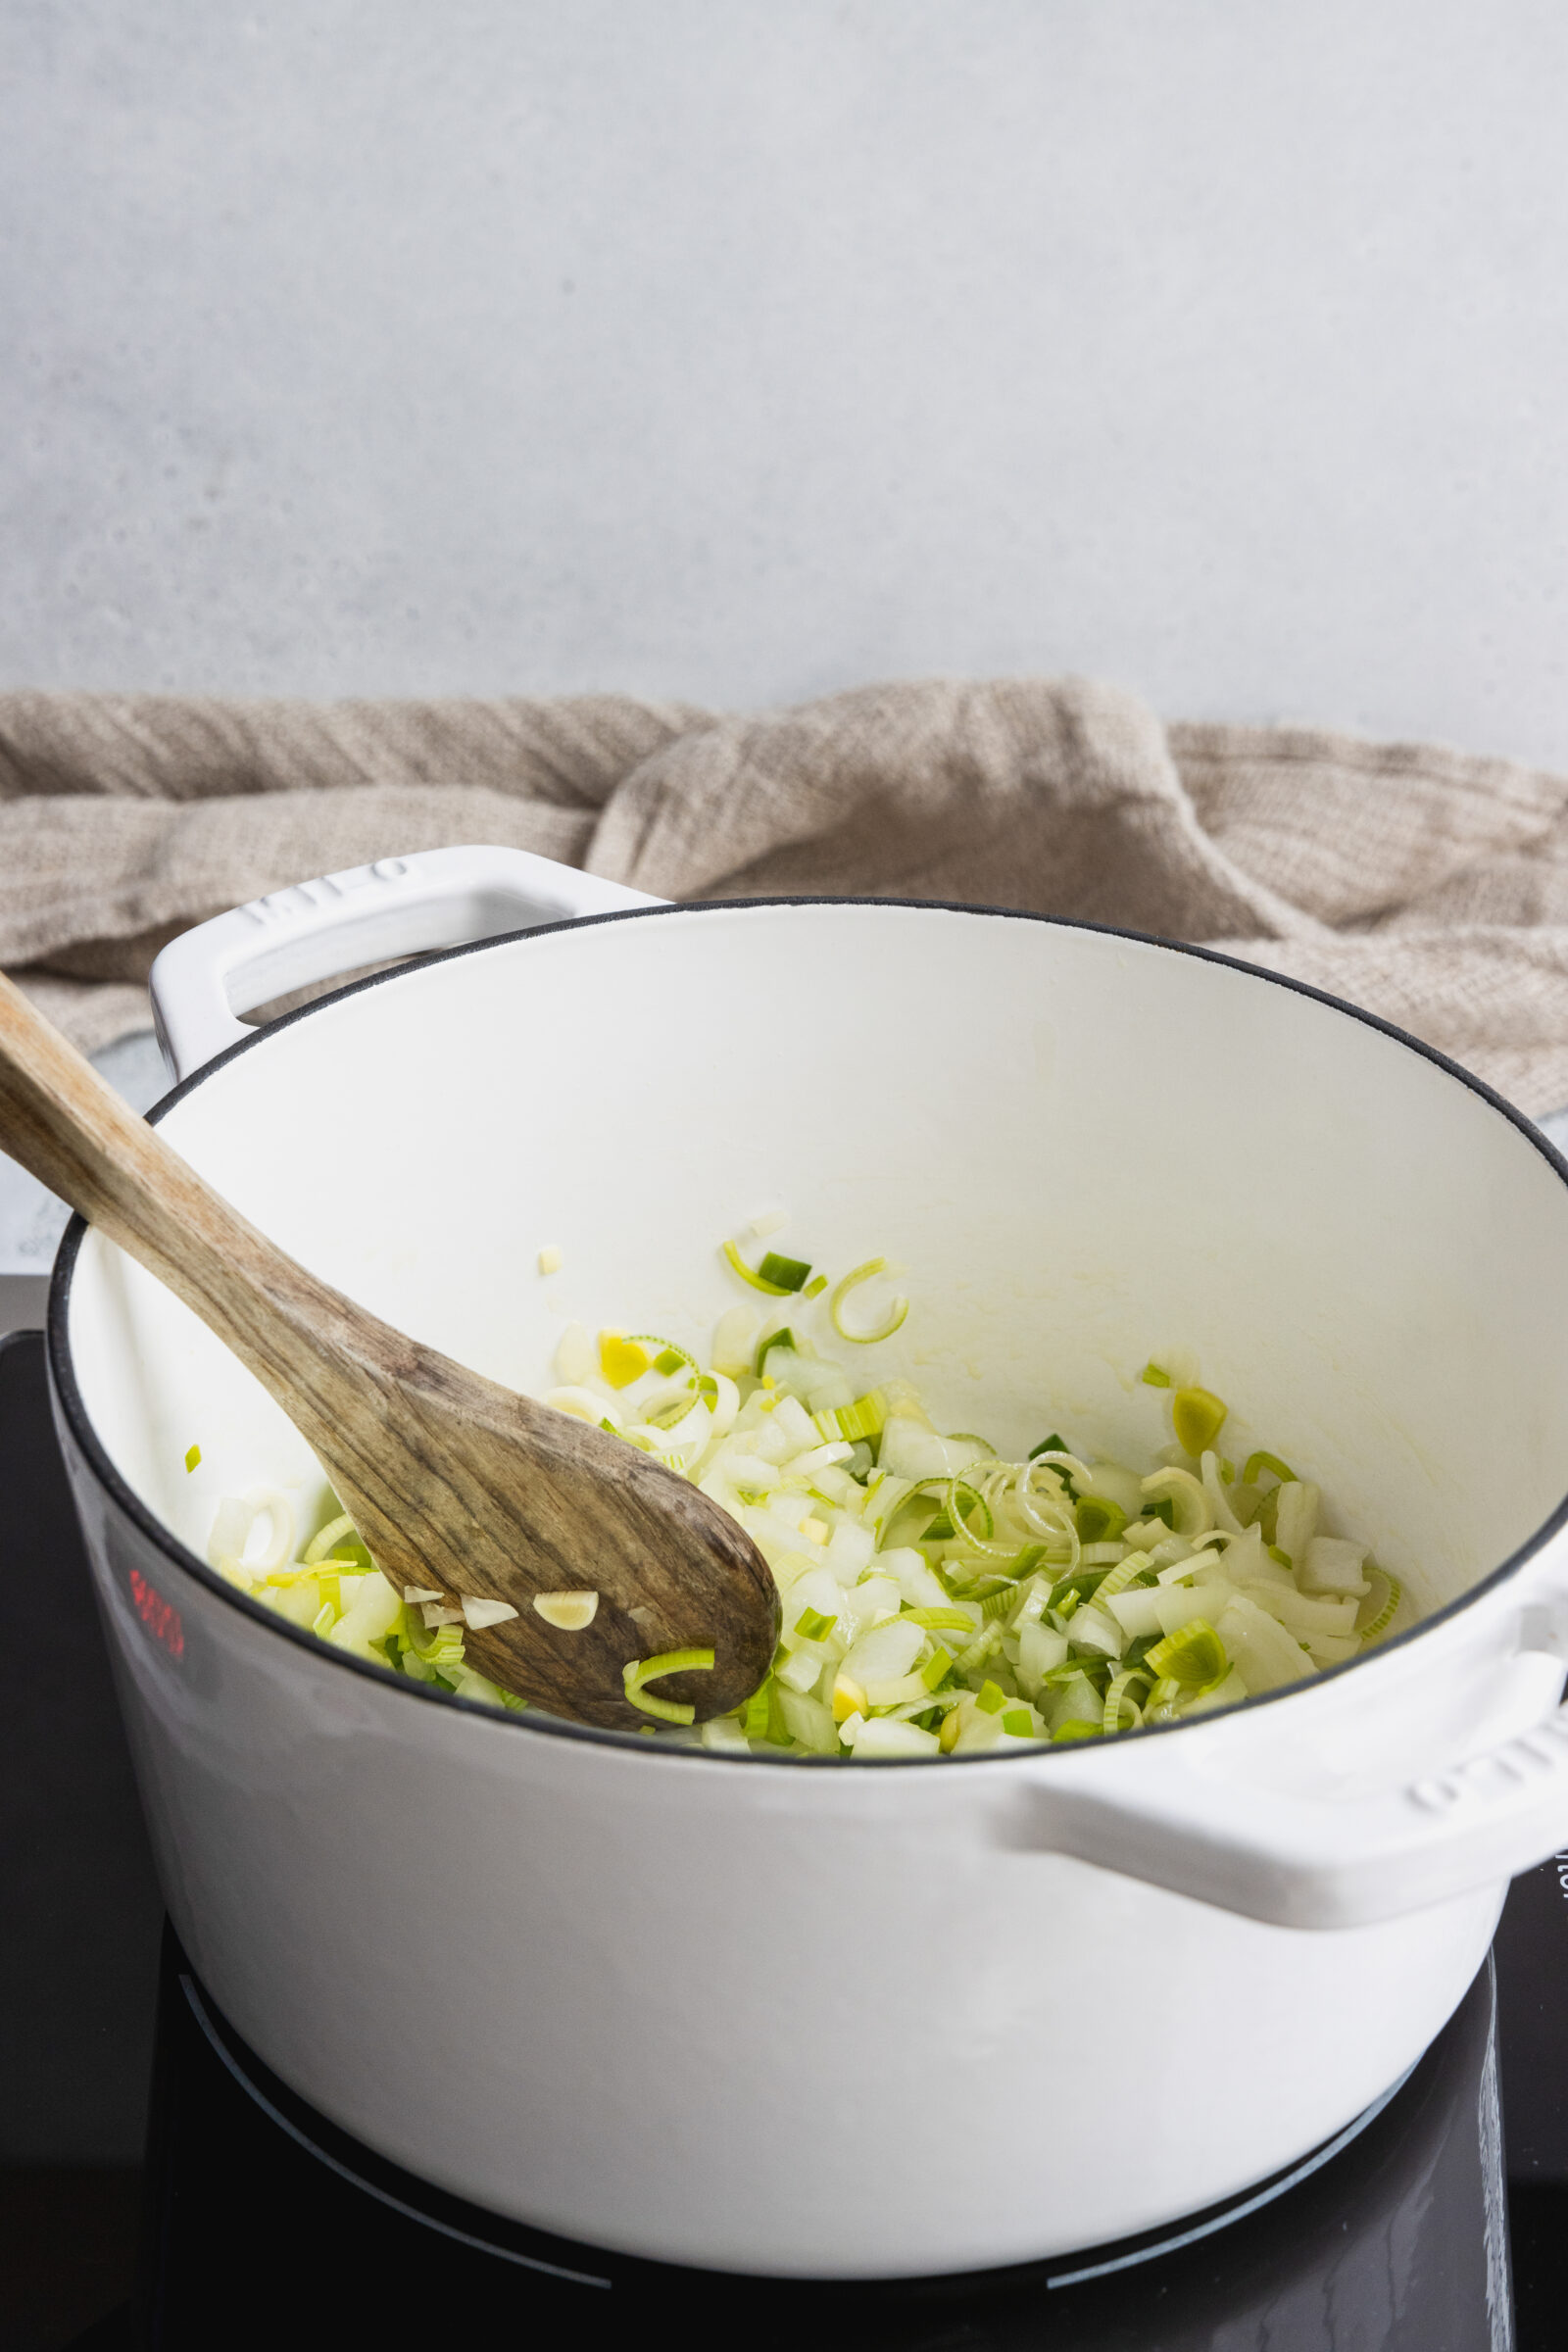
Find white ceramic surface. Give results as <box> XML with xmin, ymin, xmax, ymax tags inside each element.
<box><xmin>46</xmin><ymin>854</ymin><xmax>1568</xmax><ymax>2276</ymax></box>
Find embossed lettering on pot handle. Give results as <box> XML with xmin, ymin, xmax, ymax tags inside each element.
<box><xmin>148</xmin><ymin>846</ymin><xmax>666</xmax><ymax>1080</ymax></box>
<box><xmin>1005</xmin><ymin>1625</ymin><xmax>1568</xmax><ymax>1931</ymax></box>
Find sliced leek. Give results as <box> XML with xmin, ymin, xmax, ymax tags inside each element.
<box><xmin>1146</xmin><ymin>1619</ymin><xmax>1229</xmax><ymax>1690</ymax></box>
<box><xmin>758</xmin><ymin>1250</ymin><xmax>811</xmax><ymax>1293</ymax></box>
<box><xmin>722</xmin><ymin>1239</ymin><xmax>798</xmax><ymax>1296</ymax></box>
<box><xmin>829</xmin><ymin>1257</ymin><xmax>909</xmax><ymax>1344</ymax></box>
<box><xmin>813</xmin><ymin>1389</ymin><xmax>888</xmax><ymax>1445</ymax></box>
<box><xmin>623</xmin><ymin>1647</ymin><xmax>716</xmax><ymax>1726</ymax></box>
<box><xmin>1357</xmin><ymin>1568</ymin><xmax>1403</xmax><ymax>1642</ymax></box>
<box><xmin>1172</xmin><ymin>1386</ymin><xmax>1228</xmax><ymax>1457</ymax></box>
<box><xmin>1244</xmin><ymin>1449</ymin><xmax>1297</xmax><ymax>1489</ymax></box>
<box><xmin>1102</xmin><ymin>1666</ymin><xmax>1149</xmax><ymax>1736</ymax></box>
<box><xmin>227</xmin><ymin>1221</ymin><xmax>1404</xmax><ymax>1759</ymax></box>
<box><xmin>1074</xmin><ymin>1494</ymin><xmax>1128</xmax><ymax>1545</ymax></box>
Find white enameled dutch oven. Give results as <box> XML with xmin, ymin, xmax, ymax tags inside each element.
<box><xmin>46</xmin><ymin>845</ymin><xmax>1568</xmax><ymax>2279</ymax></box>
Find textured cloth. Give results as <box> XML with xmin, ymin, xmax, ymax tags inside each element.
<box><xmin>3</xmin><ymin>676</ymin><xmax>1568</xmax><ymax>1110</ymax></box>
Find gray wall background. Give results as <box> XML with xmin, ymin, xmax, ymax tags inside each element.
<box><xmin>6</xmin><ymin>0</ymin><xmax>1568</xmax><ymax>1288</ymax></box>
<box><xmin>3</xmin><ymin>0</ymin><xmax>1568</xmax><ymax>763</ymax></box>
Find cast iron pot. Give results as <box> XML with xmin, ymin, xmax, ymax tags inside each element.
<box><xmin>47</xmin><ymin>845</ymin><xmax>1568</xmax><ymax>2277</ymax></box>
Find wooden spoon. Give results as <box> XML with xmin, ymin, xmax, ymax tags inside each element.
<box><xmin>0</xmin><ymin>974</ymin><xmax>779</xmax><ymax>1729</ymax></box>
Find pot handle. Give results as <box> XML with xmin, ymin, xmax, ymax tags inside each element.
<box><xmin>1004</xmin><ymin>1661</ymin><xmax>1568</xmax><ymax>1930</ymax></box>
<box><xmin>148</xmin><ymin>846</ymin><xmax>666</xmax><ymax>1080</ymax></box>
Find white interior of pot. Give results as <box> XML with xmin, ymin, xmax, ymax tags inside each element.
<box><xmin>66</xmin><ymin>904</ymin><xmax>1568</xmax><ymax>1628</ymax></box>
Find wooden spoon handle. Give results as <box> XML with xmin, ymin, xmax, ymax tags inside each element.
<box><xmin>0</xmin><ymin>975</ymin><xmax>781</xmax><ymax>1727</ymax></box>
<box><xmin>0</xmin><ymin>972</ymin><xmax>351</xmax><ymax>1375</ymax></box>
<box><xmin>0</xmin><ymin>972</ymin><xmax>259</xmax><ymax>1276</ymax></box>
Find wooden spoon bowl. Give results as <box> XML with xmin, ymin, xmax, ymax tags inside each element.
<box><xmin>0</xmin><ymin>975</ymin><xmax>779</xmax><ymax>1729</ymax></box>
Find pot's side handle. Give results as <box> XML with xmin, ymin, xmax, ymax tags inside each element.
<box><xmin>1004</xmin><ymin>1671</ymin><xmax>1568</xmax><ymax>1932</ymax></box>
<box><xmin>148</xmin><ymin>846</ymin><xmax>667</xmax><ymax>1080</ymax></box>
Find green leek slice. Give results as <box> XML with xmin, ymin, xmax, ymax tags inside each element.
<box><xmin>721</xmin><ymin>1240</ymin><xmax>797</xmax><ymax>1296</ymax></box>
<box><xmin>1357</xmin><ymin>1568</ymin><xmax>1402</xmax><ymax>1641</ymax></box>
<box><xmin>1036</xmin><ymin>1655</ymin><xmax>1109</xmax><ymax>1689</ymax></box>
<box><xmin>1085</xmin><ymin>1553</ymin><xmax>1147</xmax><ymax>1613</ymax></box>
<box><xmin>1075</xmin><ymin>1494</ymin><xmax>1128</xmax><ymax>1544</ymax></box>
<box><xmin>1145</xmin><ymin>1618</ymin><xmax>1229</xmax><ymax>1690</ymax></box>
<box><xmin>304</xmin><ymin>1512</ymin><xmax>359</xmax><ymax>1566</ymax></box>
<box><xmin>622</xmin><ymin>1336</ymin><xmax>699</xmax><ymax>1378</ymax></box>
<box><xmin>1102</xmin><ymin>1666</ymin><xmax>1150</xmax><ymax>1735</ymax></box>
<box><xmin>623</xmin><ymin>1646</ymin><xmax>716</xmax><ymax>1725</ymax></box>
<box><xmin>812</xmin><ymin>1389</ymin><xmax>888</xmax><ymax>1445</ymax></box>
<box><xmin>946</xmin><ymin>1569</ymin><xmax>1019</xmax><ymax>1604</ymax></box>
<box><xmin>1048</xmin><ymin>1566</ymin><xmax>1110</xmax><ymax>1612</ymax></box>
<box><xmin>1172</xmin><ymin>1386</ymin><xmax>1228</xmax><ymax>1456</ymax></box>
<box><xmin>406</xmin><ymin>1618</ymin><xmax>466</xmax><ymax>1673</ymax></box>
<box><xmin>1244</xmin><ymin>1449</ymin><xmax>1297</xmax><ymax>1489</ymax></box>
<box><xmin>946</xmin><ymin>1479</ymin><xmax>995</xmax><ymax>1543</ymax></box>
<box><xmin>829</xmin><ymin>1258</ymin><xmax>909</xmax><ymax>1344</ymax></box>
<box><xmin>1143</xmin><ymin>1675</ymin><xmax>1183</xmax><ymax>1721</ymax></box>
<box><xmin>758</xmin><ymin>1250</ymin><xmax>811</xmax><ymax>1293</ymax></box>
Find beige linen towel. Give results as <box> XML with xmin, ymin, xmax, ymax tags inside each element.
<box><xmin>4</xmin><ymin>674</ymin><xmax>1568</xmax><ymax>1112</ymax></box>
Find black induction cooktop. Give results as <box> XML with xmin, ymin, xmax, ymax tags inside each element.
<box><xmin>3</xmin><ymin>1326</ymin><xmax>1566</xmax><ymax>2350</ymax></box>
